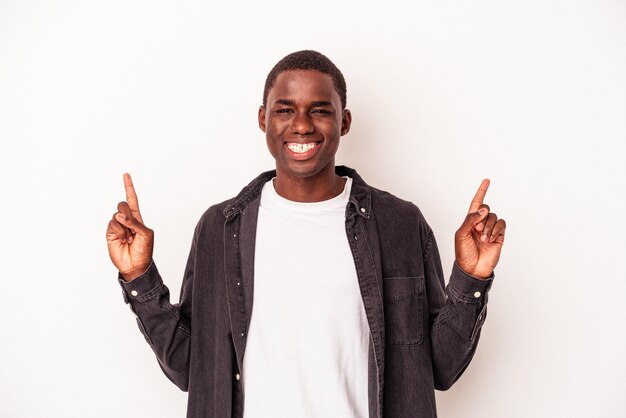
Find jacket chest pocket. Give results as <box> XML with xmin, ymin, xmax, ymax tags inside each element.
<box><xmin>383</xmin><ymin>276</ymin><xmax>425</xmax><ymax>346</ymax></box>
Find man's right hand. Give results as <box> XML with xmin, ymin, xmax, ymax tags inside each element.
<box><xmin>106</xmin><ymin>173</ymin><xmax>154</xmax><ymax>282</ymax></box>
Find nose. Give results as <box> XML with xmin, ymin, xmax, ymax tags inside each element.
<box><xmin>291</xmin><ymin>111</ymin><xmax>315</xmax><ymax>135</ymax></box>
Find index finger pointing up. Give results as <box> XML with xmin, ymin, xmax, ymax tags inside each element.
<box><xmin>468</xmin><ymin>178</ymin><xmax>490</xmax><ymax>213</ymax></box>
<box><xmin>123</xmin><ymin>172</ymin><xmax>143</xmax><ymax>223</ymax></box>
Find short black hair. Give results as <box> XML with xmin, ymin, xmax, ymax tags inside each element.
<box><xmin>263</xmin><ymin>50</ymin><xmax>347</xmax><ymax>109</ymax></box>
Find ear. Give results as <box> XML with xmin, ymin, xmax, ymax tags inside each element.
<box><xmin>340</xmin><ymin>109</ymin><xmax>352</xmax><ymax>136</ymax></box>
<box><xmin>258</xmin><ymin>105</ymin><xmax>267</xmax><ymax>133</ymax></box>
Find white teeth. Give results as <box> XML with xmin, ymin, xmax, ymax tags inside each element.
<box><xmin>287</xmin><ymin>143</ymin><xmax>318</xmax><ymax>153</ymax></box>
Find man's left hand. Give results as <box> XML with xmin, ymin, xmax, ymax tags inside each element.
<box><xmin>454</xmin><ymin>179</ymin><xmax>506</xmax><ymax>280</ymax></box>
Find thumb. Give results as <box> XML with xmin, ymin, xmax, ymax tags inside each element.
<box><xmin>458</xmin><ymin>208</ymin><xmax>489</xmax><ymax>236</ymax></box>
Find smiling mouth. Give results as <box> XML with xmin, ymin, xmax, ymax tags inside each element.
<box><xmin>285</xmin><ymin>142</ymin><xmax>320</xmax><ymax>153</ymax></box>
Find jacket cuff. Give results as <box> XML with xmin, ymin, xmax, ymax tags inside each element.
<box><xmin>448</xmin><ymin>262</ymin><xmax>494</xmax><ymax>302</ymax></box>
<box><xmin>118</xmin><ymin>261</ymin><xmax>162</xmax><ymax>304</ymax></box>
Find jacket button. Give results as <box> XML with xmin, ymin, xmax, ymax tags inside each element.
<box><xmin>131</xmin><ymin>290</ymin><xmax>138</xmax><ymax>297</ymax></box>
<box><xmin>360</xmin><ymin>207</ymin><xmax>366</xmax><ymax>213</ymax></box>
<box><xmin>235</xmin><ymin>373</ymin><xmax>241</xmax><ymax>381</ymax></box>
<box><xmin>474</xmin><ymin>291</ymin><xmax>481</xmax><ymax>298</ymax></box>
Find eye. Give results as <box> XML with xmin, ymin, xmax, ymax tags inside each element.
<box><xmin>311</xmin><ymin>109</ymin><xmax>332</xmax><ymax>115</ymax></box>
<box><xmin>275</xmin><ymin>108</ymin><xmax>292</xmax><ymax>114</ymax></box>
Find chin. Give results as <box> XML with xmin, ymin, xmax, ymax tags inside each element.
<box><xmin>280</xmin><ymin>161</ymin><xmax>333</xmax><ymax>179</ymax></box>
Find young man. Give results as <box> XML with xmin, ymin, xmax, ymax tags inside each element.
<box><xmin>106</xmin><ymin>50</ymin><xmax>506</xmax><ymax>418</ymax></box>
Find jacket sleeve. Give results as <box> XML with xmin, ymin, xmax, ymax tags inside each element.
<box><xmin>117</xmin><ymin>229</ymin><xmax>197</xmax><ymax>392</ymax></box>
<box><xmin>423</xmin><ymin>229</ymin><xmax>494</xmax><ymax>391</ymax></box>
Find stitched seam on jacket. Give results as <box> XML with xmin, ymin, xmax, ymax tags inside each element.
<box><xmin>422</xmin><ymin>228</ymin><xmax>435</xmax><ymax>260</ymax></box>
<box><xmin>432</xmin><ymin>306</ymin><xmax>457</xmax><ymax>332</ymax></box>
<box><xmin>449</xmin><ymin>284</ymin><xmax>483</xmax><ymax>303</ymax></box>
<box><xmin>135</xmin><ymin>281</ymin><xmax>164</xmax><ymax>303</ymax></box>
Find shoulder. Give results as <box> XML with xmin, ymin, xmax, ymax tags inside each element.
<box><xmin>195</xmin><ymin>198</ymin><xmax>232</xmax><ymax>232</ymax></box>
<box><xmin>345</xmin><ymin>165</ymin><xmax>432</xmax><ymax>235</ymax></box>
<box><xmin>370</xmin><ymin>186</ymin><xmax>428</xmax><ymax>224</ymax></box>
<box><xmin>344</xmin><ymin>165</ymin><xmax>425</xmax><ymax>222</ymax></box>
<box><xmin>193</xmin><ymin>169</ymin><xmax>274</xmax><ymax>232</ymax></box>
<box><xmin>369</xmin><ymin>185</ymin><xmax>433</xmax><ymax>246</ymax></box>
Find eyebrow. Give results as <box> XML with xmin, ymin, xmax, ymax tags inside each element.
<box><xmin>272</xmin><ymin>99</ymin><xmax>334</xmax><ymax>107</ymax></box>
<box><xmin>311</xmin><ymin>101</ymin><xmax>333</xmax><ymax>107</ymax></box>
<box><xmin>275</xmin><ymin>99</ymin><xmax>295</xmax><ymax>106</ymax></box>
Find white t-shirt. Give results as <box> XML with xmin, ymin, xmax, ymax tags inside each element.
<box><xmin>242</xmin><ymin>177</ymin><xmax>370</xmax><ymax>418</ymax></box>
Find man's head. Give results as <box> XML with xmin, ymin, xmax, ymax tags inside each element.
<box><xmin>263</xmin><ymin>50</ymin><xmax>347</xmax><ymax>109</ymax></box>
<box><xmin>259</xmin><ymin>51</ymin><xmax>352</xmax><ymax>187</ymax></box>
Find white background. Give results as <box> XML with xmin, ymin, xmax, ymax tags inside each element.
<box><xmin>1</xmin><ymin>0</ymin><xmax>625</xmax><ymax>417</ymax></box>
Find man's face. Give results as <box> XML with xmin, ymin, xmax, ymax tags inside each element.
<box><xmin>259</xmin><ymin>70</ymin><xmax>351</xmax><ymax>181</ymax></box>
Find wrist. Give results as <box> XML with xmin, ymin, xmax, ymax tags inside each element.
<box><xmin>120</xmin><ymin>262</ymin><xmax>152</xmax><ymax>282</ymax></box>
<box><xmin>455</xmin><ymin>262</ymin><xmax>492</xmax><ymax>281</ymax></box>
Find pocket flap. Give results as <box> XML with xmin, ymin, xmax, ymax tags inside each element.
<box><xmin>383</xmin><ymin>276</ymin><xmax>424</xmax><ymax>302</ymax></box>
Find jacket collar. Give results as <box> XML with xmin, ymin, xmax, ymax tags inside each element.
<box><xmin>223</xmin><ymin>165</ymin><xmax>372</xmax><ymax>220</ymax></box>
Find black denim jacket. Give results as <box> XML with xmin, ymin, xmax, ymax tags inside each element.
<box><xmin>119</xmin><ymin>166</ymin><xmax>494</xmax><ymax>418</ymax></box>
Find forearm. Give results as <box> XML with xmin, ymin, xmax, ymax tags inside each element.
<box><xmin>119</xmin><ymin>261</ymin><xmax>191</xmax><ymax>391</ymax></box>
<box><xmin>430</xmin><ymin>263</ymin><xmax>493</xmax><ymax>390</ymax></box>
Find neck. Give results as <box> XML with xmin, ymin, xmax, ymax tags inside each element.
<box><xmin>273</xmin><ymin>166</ymin><xmax>346</xmax><ymax>203</ymax></box>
